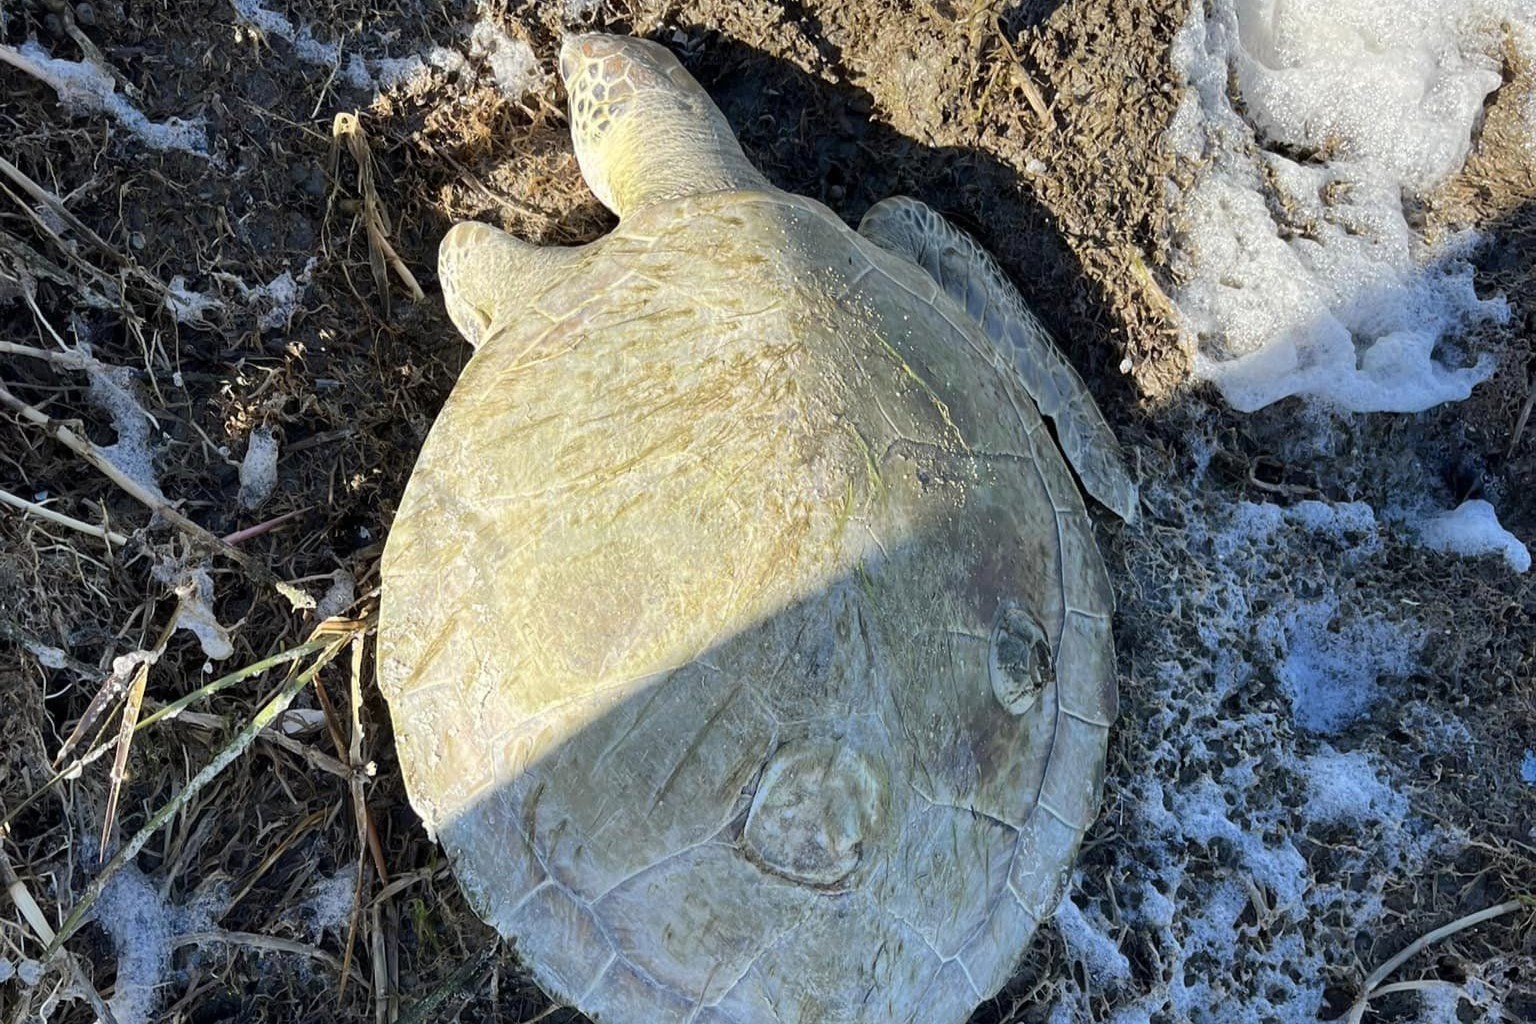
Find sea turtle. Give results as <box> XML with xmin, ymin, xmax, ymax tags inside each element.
<box><xmin>378</xmin><ymin>32</ymin><xmax>1137</xmax><ymax>1024</ymax></box>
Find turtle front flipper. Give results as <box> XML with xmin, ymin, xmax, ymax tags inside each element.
<box><xmin>438</xmin><ymin>221</ymin><xmax>586</xmax><ymax>350</ymax></box>
<box><xmin>857</xmin><ymin>196</ymin><xmax>1139</xmax><ymax>523</ymax></box>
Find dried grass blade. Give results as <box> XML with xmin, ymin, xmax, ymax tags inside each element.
<box><xmin>337</xmin><ymin>630</ymin><xmax>383</xmax><ymax>1000</ymax></box>
<box><xmin>394</xmin><ymin>941</ymin><xmax>498</xmax><ymax>1024</ymax></box>
<box><xmin>0</xmin><ymin>155</ymin><xmax>126</xmax><ymax>264</ymax></box>
<box><xmin>339</xmin><ymin>855</ymin><xmax>368</xmax><ymax>1000</ymax></box>
<box><xmin>0</xmin><ymin>486</ymin><xmax>131</xmax><ymax>547</ymax></box>
<box><xmin>330</xmin><ymin>112</ymin><xmax>423</xmax><ymax>316</ymax></box>
<box><xmin>1346</xmin><ymin>897</ymin><xmax>1531</xmax><ymax>1024</ymax></box>
<box><xmin>4</xmin><ymin>637</ymin><xmax>336</xmax><ymax>832</ymax></box>
<box><xmin>54</xmin><ymin>662</ymin><xmax>136</xmax><ymax>770</ymax></box>
<box><xmin>98</xmin><ymin>657</ymin><xmax>148</xmax><ymax>854</ymax></box>
<box><xmin>219</xmin><ymin>808</ymin><xmax>328</xmax><ymax>922</ymax></box>
<box><xmin>349</xmin><ymin>633</ymin><xmax>389</xmax><ymax>882</ymax></box>
<box><xmin>371</xmin><ymin>899</ymin><xmax>389</xmax><ymax>1024</ymax></box>
<box><xmin>1507</xmin><ymin>372</ymin><xmax>1534</xmax><ymax>456</ymax></box>
<box><xmin>96</xmin><ymin>619</ymin><xmax>176</xmax><ymax>848</ymax></box>
<box><xmin>176</xmin><ymin>929</ymin><xmax>348</xmax><ymax>973</ymax></box>
<box><xmin>43</xmin><ymin>618</ymin><xmax>369</xmax><ymax>955</ymax></box>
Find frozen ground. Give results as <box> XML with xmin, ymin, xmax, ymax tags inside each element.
<box><xmin>0</xmin><ymin>1</ymin><xmax>1531</xmax><ymax>1023</ymax></box>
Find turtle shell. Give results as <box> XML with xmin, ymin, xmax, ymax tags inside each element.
<box><xmin>377</xmin><ymin>189</ymin><xmax>1116</xmax><ymax>1024</ymax></box>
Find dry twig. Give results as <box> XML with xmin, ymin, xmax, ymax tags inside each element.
<box><xmin>43</xmin><ymin>616</ymin><xmax>371</xmax><ymax>955</ymax></box>
<box><xmin>0</xmin><ymin>487</ymin><xmax>130</xmax><ymax>546</ymax></box>
<box><xmin>100</xmin><ymin>619</ymin><xmax>176</xmax><ymax>854</ymax></box>
<box><xmin>330</xmin><ymin>112</ymin><xmax>424</xmax><ymax>316</ymax></box>
<box><xmin>1345</xmin><ymin>898</ymin><xmax>1531</xmax><ymax>1024</ymax></box>
<box><xmin>0</xmin><ymin>381</ymin><xmax>310</xmax><ymax>605</ymax></box>
<box><xmin>1508</xmin><ymin>371</ymin><xmax>1534</xmax><ymax>456</ymax></box>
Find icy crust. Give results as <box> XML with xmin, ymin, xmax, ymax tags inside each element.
<box><xmin>91</xmin><ymin>864</ymin><xmax>221</xmax><ymax>1024</ymax></box>
<box><xmin>1415</xmin><ymin>498</ymin><xmax>1532</xmax><ymax>573</ymax></box>
<box><xmin>238</xmin><ymin>426</ymin><xmax>280</xmax><ymax>510</ymax></box>
<box><xmin>230</xmin><ymin>1</ymin><xmax>545</xmax><ymax>99</ymax></box>
<box><xmin>1046</xmin><ymin>488</ymin><xmax>1462</xmax><ymax>1023</ymax></box>
<box><xmin>1167</xmin><ymin>0</ymin><xmax>1521</xmax><ymax>412</ymax></box>
<box><xmin>86</xmin><ymin>361</ymin><xmax>165</xmax><ymax>502</ymax></box>
<box><xmin>1185</xmin><ymin>497</ymin><xmax>1421</xmax><ymax>733</ymax></box>
<box><xmin>1</xmin><ymin>41</ymin><xmax>208</xmax><ymax>154</ymax></box>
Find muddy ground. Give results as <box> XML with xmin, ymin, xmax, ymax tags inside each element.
<box><xmin>1</xmin><ymin>0</ymin><xmax>1533</xmax><ymax>1022</ymax></box>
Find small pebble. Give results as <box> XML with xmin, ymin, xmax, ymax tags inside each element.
<box><xmin>75</xmin><ymin>2</ymin><xmax>96</xmax><ymax>26</ymax></box>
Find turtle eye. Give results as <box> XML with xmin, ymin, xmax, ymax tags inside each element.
<box><xmin>989</xmin><ymin>601</ymin><xmax>1051</xmax><ymax>714</ymax></box>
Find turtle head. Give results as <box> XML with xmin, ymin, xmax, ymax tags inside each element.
<box><xmin>559</xmin><ymin>34</ymin><xmax>768</xmax><ymax>217</ymax></box>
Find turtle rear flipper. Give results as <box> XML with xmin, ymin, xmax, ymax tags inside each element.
<box><xmin>858</xmin><ymin>196</ymin><xmax>1139</xmax><ymax>523</ymax></box>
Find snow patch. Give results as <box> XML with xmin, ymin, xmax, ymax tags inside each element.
<box><xmin>1401</xmin><ymin>700</ymin><xmax>1476</xmax><ymax>753</ymax></box>
<box><xmin>230</xmin><ymin>0</ymin><xmax>340</xmax><ymax>66</ymax></box>
<box><xmin>1521</xmin><ymin>750</ymin><xmax>1536</xmax><ymax>785</ymax></box>
<box><xmin>1166</xmin><ymin>0</ymin><xmax>1517</xmax><ymax>412</ymax></box>
<box><xmin>219</xmin><ymin>259</ymin><xmax>316</xmax><ymax>332</ymax></box>
<box><xmin>371</xmin><ymin>48</ymin><xmax>468</xmax><ymax>91</ymax></box>
<box><xmin>93</xmin><ymin>864</ymin><xmax>173</xmax><ymax>1024</ymax></box>
<box><xmin>237</xmin><ymin>426</ymin><xmax>279</xmax><ymax>510</ymax></box>
<box><xmin>302</xmin><ymin>865</ymin><xmax>357</xmax><ymax>938</ymax></box>
<box><xmin>1053</xmin><ymin>882</ymin><xmax>1132</xmax><ymax>984</ymax></box>
<box><xmin>562</xmin><ymin>0</ymin><xmax>604</xmax><ymax>22</ymax></box>
<box><xmin>153</xmin><ymin>560</ymin><xmax>234</xmax><ymax>661</ymax></box>
<box><xmin>23</xmin><ymin>640</ymin><xmax>69</xmax><ymax>669</ymax></box>
<box><xmin>86</xmin><ymin>361</ymin><xmax>165</xmax><ymax>503</ymax></box>
<box><xmin>1094</xmin><ymin>662</ymin><xmax>1443</xmax><ymax>1021</ymax></box>
<box><xmin>89</xmin><ymin>864</ymin><xmax>220</xmax><ymax>1024</ymax></box>
<box><xmin>1415</xmin><ymin>498</ymin><xmax>1531</xmax><ymax>573</ymax></box>
<box><xmin>1169</xmin><ymin>774</ymin><xmax>1309</xmax><ymax>905</ymax></box>
<box><xmin>173</xmin><ymin>567</ymin><xmax>234</xmax><ymax>662</ymax></box>
<box><xmin>1302</xmin><ymin>745</ymin><xmax>1409</xmax><ymax>824</ymax></box>
<box><xmin>254</xmin><ymin>273</ymin><xmax>299</xmax><ymax>330</ymax></box>
<box><xmin>227</xmin><ymin>3</ymin><xmax>541</xmax><ymax>99</ymax></box>
<box><xmin>164</xmin><ymin>275</ymin><xmax>224</xmax><ymax>326</ymax></box>
<box><xmin>314</xmin><ymin>570</ymin><xmax>357</xmax><ymax>621</ymax></box>
<box><xmin>1181</xmin><ymin>496</ymin><xmax>1421</xmax><ymax>733</ymax></box>
<box><xmin>1268</xmin><ymin>594</ymin><xmax>1420</xmax><ymax>734</ymax></box>
<box><xmin>251</xmin><ymin>263</ymin><xmax>311</xmax><ymax>332</ymax></box>
<box><xmin>1092</xmin><ymin>443</ymin><xmax>1472</xmax><ymax>1022</ymax></box>
<box><xmin>2</xmin><ymin>41</ymin><xmax>208</xmax><ymax>154</ymax></box>
<box><xmin>467</xmin><ymin>20</ymin><xmax>543</xmax><ymax>100</ymax></box>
